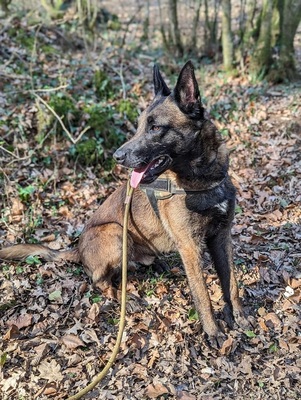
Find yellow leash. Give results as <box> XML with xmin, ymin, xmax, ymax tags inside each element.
<box><xmin>67</xmin><ymin>181</ymin><xmax>134</xmax><ymax>400</ymax></box>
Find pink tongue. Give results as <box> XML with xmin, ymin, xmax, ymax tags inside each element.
<box><xmin>130</xmin><ymin>167</ymin><xmax>148</xmax><ymax>188</ymax></box>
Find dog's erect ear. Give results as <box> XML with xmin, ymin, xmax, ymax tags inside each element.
<box><xmin>153</xmin><ymin>64</ymin><xmax>171</xmax><ymax>96</ymax></box>
<box><xmin>174</xmin><ymin>61</ymin><xmax>201</xmax><ymax>114</ymax></box>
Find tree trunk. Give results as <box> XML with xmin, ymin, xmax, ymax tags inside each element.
<box><xmin>250</xmin><ymin>0</ymin><xmax>274</xmax><ymax>78</ymax></box>
<box><xmin>157</xmin><ymin>0</ymin><xmax>169</xmax><ymax>51</ymax></box>
<box><xmin>221</xmin><ymin>0</ymin><xmax>233</xmax><ymax>71</ymax></box>
<box><xmin>204</xmin><ymin>0</ymin><xmax>219</xmax><ymax>58</ymax></box>
<box><xmin>238</xmin><ymin>0</ymin><xmax>257</xmax><ymax>71</ymax></box>
<box><xmin>142</xmin><ymin>0</ymin><xmax>150</xmax><ymax>41</ymax></box>
<box><xmin>272</xmin><ymin>0</ymin><xmax>301</xmax><ymax>81</ymax></box>
<box><xmin>190</xmin><ymin>0</ymin><xmax>202</xmax><ymax>52</ymax></box>
<box><xmin>168</xmin><ymin>0</ymin><xmax>183</xmax><ymax>56</ymax></box>
<box><xmin>243</xmin><ymin>0</ymin><xmax>257</xmax><ymax>43</ymax></box>
<box><xmin>0</xmin><ymin>0</ymin><xmax>12</xmax><ymax>13</ymax></box>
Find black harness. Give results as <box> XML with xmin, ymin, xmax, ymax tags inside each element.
<box><xmin>140</xmin><ymin>177</ymin><xmax>226</xmax><ymax>217</ymax></box>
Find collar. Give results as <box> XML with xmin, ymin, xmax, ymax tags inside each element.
<box><xmin>140</xmin><ymin>177</ymin><xmax>226</xmax><ymax>200</ymax></box>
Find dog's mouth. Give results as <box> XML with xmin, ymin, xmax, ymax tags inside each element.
<box><xmin>130</xmin><ymin>155</ymin><xmax>172</xmax><ymax>188</ymax></box>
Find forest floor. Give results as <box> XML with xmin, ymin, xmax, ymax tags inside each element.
<box><xmin>0</xmin><ymin>8</ymin><xmax>301</xmax><ymax>400</ymax></box>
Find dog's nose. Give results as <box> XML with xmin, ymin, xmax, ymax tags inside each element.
<box><xmin>113</xmin><ymin>148</ymin><xmax>126</xmax><ymax>164</ymax></box>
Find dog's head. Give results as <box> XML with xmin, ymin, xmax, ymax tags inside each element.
<box><xmin>114</xmin><ymin>61</ymin><xmax>207</xmax><ymax>185</ymax></box>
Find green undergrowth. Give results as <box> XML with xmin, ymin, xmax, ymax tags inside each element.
<box><xmin>2</xmin><ymin>15</ymin><xmax>138</xmax><ymax>170</ymax></box>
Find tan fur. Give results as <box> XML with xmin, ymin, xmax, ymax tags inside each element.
<box><xmin>0</xmin><ymin>244</ymin><xmax>79</xmax><ymax>262</ymax></box>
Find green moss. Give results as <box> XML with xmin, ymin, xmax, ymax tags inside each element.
<box><xmin>69</xmin><ymin>138</ymin><xmax>104</xmax><ymax>165</ymax></box>
<box><xmin>41</xmin><ymin>44</ymin><xmax>59</xmax><ymax>55</ymax></box>
<box><xmin>85</xmin><ymin>103</ymin><xmax>113</xmax><ymax>131</ymax></box>
<box><xmin>107</xmin><ymin>19</ymin><xmax>121</xmax><ymax>31</ymax></box>
<box><xmin>93</xmin><ymin>70</ymin><xmax>115</xmax><ymax>100</ymax></box>
<box><xmin>85</xmin><ymin>103</ymin><xmax>125</xmax><ymax>148</ymax></box>
<box><xmin>45</xmin><ymin>93</ymin><xmax>82</xmax><ymax>138</ymax></box>
<box><xmin>48</xmin><ymin>93</ymin><xmax>77</xmax><ymax>116</ymax></box>
<box><xmin>8</xmin><ymin>27</ymin><xmax>35</xmax><ymax>51</ymax></box>
<box><xmin>117</xmin><ymin>99</ymin><xmax>138</xmax><ymax>123</ymax></box>
<box><xmin>18</xmin><ymin>185</ymin><xmax>36</xmax><ymax>203</ymax></box>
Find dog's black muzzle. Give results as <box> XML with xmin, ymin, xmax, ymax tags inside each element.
<box><xmin>113</xmin><ymin>146</ymin><xmax>129</xmax><ymax>166</ymax></box>
<box><xmin>113</xmin><ymin>141</ymin><xmax>148</xmax><ymax>169</ymax></box>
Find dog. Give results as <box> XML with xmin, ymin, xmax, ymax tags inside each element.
<box><xmin>0</xmin><ymin>61</ymin><xmax>247</xmax><ymax>347</ymax></box>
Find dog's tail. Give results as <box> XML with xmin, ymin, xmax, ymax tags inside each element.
<box><xmin>0</xmin><ymin>244</ymin><xmax>80</xmax><ymax>263</ymax></box>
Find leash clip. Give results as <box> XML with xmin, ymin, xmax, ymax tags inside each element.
<box><xmin>124</xmin><ymin>195</ymin><xmax>131</xmax><ymax>204</ymax></box>
<box><xmin>124</xmin><ymin>179</ymin><xmax>134</xmax><ymax>205</ymax></box>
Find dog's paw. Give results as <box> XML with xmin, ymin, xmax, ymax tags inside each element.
<box><xmin>222</xmin><ymin>304</ymin><xmax>235</xmax><ymax>328</ymax></box>
<box><xmin>223</xmin><ymin>302</ymin><xmax>251</xmax><ymax>331</ymax></box>
<box><xmin>152</xmin><ymin>259</ymin><xmax>170</xmax><ymax>274</ymax></box>
<box><xmin>206</xmin><ymin>330</ymin><xmax>227</xmax><ymax>349</ymax></box>
<box><xmin>102</xmin><ymin>286</ymin><xmax>118</xmax><ymax>300</ymax></box>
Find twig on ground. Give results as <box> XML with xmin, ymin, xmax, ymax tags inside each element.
<box><xmin>0</xmin><ymin>72</ymin><xmax>31</xmax><ymax>81</ymax></box>
<box><xmin>33</xmin><ymin>93</ymin><xmax>91</xmax><ymax>144</ymax></box>
<box><xmin>6</xmin><ymin>84</ymin><xmax>69</xmax><ymax>95</ymax></box>
<box><xmin>109</xmin><ymin>63</ymin><xmax>127</xmax><ymax>99</ymax></box>
<box><xmin>32</xmin><ymin>85</ymin><xmax>69</xmax><ymax>93</ymax></box>
<box><xmin>119</xmin><ymin>63</ymin><xmax>126</xmax><ymax>100</ymax></box>
<box><xmin>62</xmin><ymin>294</ymin><xmax>76</xmax><ymax>325</ymax></box>
<box><xmin>0</xmin><ymin>145</ymin><xmax>31</xmax><ymax>162</ymax></box>
<box><xmin>30</xmin><ymin>24</ymin><xmax>42</xmax><ymax>91</ymax></box>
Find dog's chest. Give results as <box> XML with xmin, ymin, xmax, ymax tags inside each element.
<box><xmin>184</xmin><ymin>193</ymin><xmax>234</xmax><ymax>237</ymax></box>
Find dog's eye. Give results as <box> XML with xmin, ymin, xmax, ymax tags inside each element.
<box><xmin>151</xmin><ymin>125</ymin><xmax>160</xmax><ymax>132</ymax></box>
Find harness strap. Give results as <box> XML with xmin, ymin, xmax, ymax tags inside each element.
<box><xmin>140</xmin><ymin>177</ymin><xmax>226</xmax><ymax>217</ymax></box>
<box><xmin>145</xmin><ymin>188</ymin><xmax>160</xmax><ymax>217</ymax></box>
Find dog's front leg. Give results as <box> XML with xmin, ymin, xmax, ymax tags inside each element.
<box><xmin>176</xmin><ymin>238</ymin><xmax>225</xmax><ymax>348</ymax></box>
<box><xmin>206</xmin><ymin>229</ymin><xmax>248</xmax><ymax>330</ymax></box>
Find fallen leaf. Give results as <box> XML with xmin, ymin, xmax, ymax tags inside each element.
<box><xmin>31</xmin><ymin>343</ymin><xmax>49</xmax><ymax>367</ymax></box>
<box><xmin>145</xmin><ymin>382</ymin><xmax>169</xmax><ymax>398</ymax></box>
<box><xmin>258</xmin><ymin>317</ymin><xmax>269</xmax><ymax>332</ymax></box>
<box><xmin>147</xmin><ymin>349</ymin><xmax>159</xmax><ymax>368</ymax></box>
<box><xmin>80</xmin><ymin>328</ymin><xmax>101</xmax><ymax>345</ymax></box>
<box><xmin>264</xmin><ymin>312</ymin><xmax>282</xmax><ymax>328</ymax></box>
<box><xmin>11</xmin><ymin>197</ymin><xmax>24</xmax><ymax>216</ymax></box>
<box><xmin>8</xmin><ymin>313</ymin><xmax>33</xmax><ymax>330</ymax></box>
<box><xmin>220</xmin><ymin>336</ymin><xmax>234</xmax><ymax>355</ymax></box>
<box><xmin>2</xmin><ymin>372</ymin><xmax>22</xmax><ymax>391</ymax></box>
<box><xmin>278</xmin><ymin>339</ymin><xmax>289</xmax><ymax>351</ymax></box>
<box><xmin>36</xmin><ymin>382</ymin><xmax>59</xmax><ymax>397</ymax></box>
<box><xmin>257</xmin><ymin>307</ymin><xmax>266</xmax><ymax>317</ymax></box>
<box><xmin>58</xmin><ymin>205</ymin><xmax>73</xmax><ymax>218</ymax></box>
<box><xmin>87</xmin><ymin>303</ymin><xmax>100</xmax><ymax>322</ymax></box>
<box><xmin>40</xmin><ymin>233</ymin><xmax>56</xmax><ymax>242</ymax></box>
<box><xmin>263</xmin><ymin>209</ymin><xmax>283</xmax><ymax>222</ymax></box>
<box><xmin>3</xmin><ymin>325</ymin><xmax>20</xmax><ymax>340</ymax></box>
<box><xmin>31</xmin><ymin>320</ymin><xmax>49</xmax><ymax>336</ymax></box>
<box><xmin>38</xmin><ymin>359</ymin><xmax>63</xmax><ymax>382</ymax></box>
<box><xmin>290</xmin><ymin>278</ymin><xmax>301</xmax><ymax>289</ymax></box>
<box><xmin>61</xmin><ymin>334</ymin><xmax>85</xmax><ymax>349</ymax></box>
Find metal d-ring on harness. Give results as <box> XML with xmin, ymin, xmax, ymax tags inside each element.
<box><xmin>140</xmin><ymin>177</ymin><xmax>226</xmax><ymax>217</ymax></box>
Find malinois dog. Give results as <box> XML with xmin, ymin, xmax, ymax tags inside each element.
<box><xmin>0</xmin><ymin>61</ymin><xmax>247</xmax><ymax>346</ymax></box>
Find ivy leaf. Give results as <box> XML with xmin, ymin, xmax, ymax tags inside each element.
<box><xmin>25</xmin><ymin>255</ymin><xmax>41</xmax><ymax>265</ymax></box>
<box><xmin>48</xmin><ymin>290</ymin><xmax>62</xmax><ymax>302</ymax></box>
<box><xmin>245</xmin><ymin>330</ymin><xmax>256</xmax><ymax>338</ymax></box>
